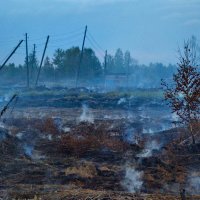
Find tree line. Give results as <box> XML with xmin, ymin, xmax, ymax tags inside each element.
<box><xmin>0</xmin><ymin>47</ymin><xmax>177</xmax><ymax>88</ymax></box>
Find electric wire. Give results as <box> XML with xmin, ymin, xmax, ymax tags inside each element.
<box><xmin>0</xmin><ymin>27</ymin><xmax>106</xmax><ymax>66</ymax></box>
<box><xmin>86</xmin><ymin>36</ymin><xmax>105</xmax><ymax>59</ymax></box>
<box><xmin>50</xmin><ymin>33</ymin><xmax>83</xmax><ymax>44</ymax></box>
<box><xmin>50</xmin><ymin>26</ymin><xmax>84</xmax><ymax>38</ymax></box>
<box><xmin>87</xmin><ymin>31</ymin><xmax>105</xmax><ymax>52</ymax></box>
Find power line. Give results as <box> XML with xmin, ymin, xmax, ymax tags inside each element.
<box><xmin>50</xmin><ymin>33</ymin><xmax>83</xmax><ymax>44</ymax></box>
<box><xmin>48</xmin><ymin>37</ymin><xmax>83</xmax><ymax>48</ymax></box>
<box><xmin>86</xmin><ymin>36</ymin><xmax>105</xmax><ymax>59</ymax></box>
<box><xmin>28</xmin><ymin>36</ymin><xmax>48</xmax><ymax>43</ymax></box>
<box><xmin>28</xmin><ymin>30</ymin><xmax>84</xmax><ymax>44</ymax></box>
<box><xmin>50</xmin><ymin>26</ymin><xmax>85</xmax><ymax>38</ymax></box>
<box><xmin>0</xmin><ymin>40</ymin><xmax>22</xmax><ymax>46</ymax></box>
<box><xmin>0</xmin><ymin>27</ymin><xmax>107</xmax><ymax>67</ymax></box>
<box><xmin>27</xmin><ymin>27</ymin><xmax>84</xmax><ymax>42</ymax></box>
<box><xmin>85</xmin><ymin>30</ymin><xmax>106</xmax><ymax>60</ymax></box>
<box><xmin>87</xmin><ymin>31</ymin><xmax>105</xmax><ymax>52</ymax></box>
<box><xmin>0</xmin><ymin>27</ymin><xmax>84</xmax><ymax>46</ymax></box>
<box><xmin>35</xmin><ymin>34</ymin><xmax>82</xmax><ymax>47</ymax></box>
<box><xmin>0</xmin><ymin>36</ymin><xmax>24</xmax><ymax>44</ymax></box>
<box><xmin>52</xmin><ymin>30</ymin><xmax>84</xmax><ymax>40</ymax></box>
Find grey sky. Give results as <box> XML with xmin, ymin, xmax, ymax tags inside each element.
<box><xmin>0</xmin><ymin>0</ymin><xmax>200</xmax><ymax>65</ymax></box>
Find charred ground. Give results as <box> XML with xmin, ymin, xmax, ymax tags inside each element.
<box><xmin>0</xmin><ymin>88</ymin><xmax>200</xmax><ymax>199</ymax></box>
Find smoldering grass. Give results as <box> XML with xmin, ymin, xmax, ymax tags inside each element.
<box><xmin>79</xmin><ymin>104</ymin><xmax>94</xmax><ymax>123</ymax></box>
<box><xmin>122</xmin><ymin>165</ymin><xmax>143</xmax><ymax>193</ymax></box>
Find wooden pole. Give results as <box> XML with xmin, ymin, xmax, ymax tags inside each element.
<box><xmin>0</xmin><ymin>40</ymin><xmax>23</xmax><ymax>71</ymax></box>
<box><xmin>0</xmin><ymin>94</ymin><xmax>18</xmax><ymax>119</ymax></box>
<box><xmin>35</xmin><ymin>35</ymin><xmax>50</xmax><ymax>87</ymax></box>
<box><xmin>75</xmin><ymin>25</ymin><xmax>87</xmax><ymax>88</ymax></box>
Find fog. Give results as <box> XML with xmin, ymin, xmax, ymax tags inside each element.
<box><xmin>0</xmin><ymin>1</ymin><xmax>200</xmax><ymax>199</ymax></box>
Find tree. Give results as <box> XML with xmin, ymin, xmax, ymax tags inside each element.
<box><xmin>52</xmin><ymin>47</ymin><xmax>102</xmax><ymax>80</ymax></box>
<box><xmin>53</xmin><ymin>48</ymin><xmax>65</xmax><ymax>69</ymax></box>
<box><xmin>42</xmin><ymin>56</ymin><xmax>54</xmax><ymax>80</ymax></box>
<box><xmin>124</xmin><ymin>50</ymin><xmax>131</xmax><ymax>74</ymax></box>
<box><xmin>53</xmin><ymin>48</ymin><xmax>74</xmax><ymax>78</ymax></box>
<box><xmin>80</xmin><ymin>48</ymin><xmax>102</xmax><ymax>79</ymax></box>
<box><xmin>28</xmin><ymin>49</ymin><xmax>38</xmax><ymax>83</ymax></box>
<box><xmin>124</xmin><ymin>50</ymin><xmax>138</xmax><ymax>74</ymax></box>
<box><xmin>106</xmin><ymin>54</ymin><xmax>114</xmax><ymax>74</ymax></box>
<box><xmin>114</xmin><ymin>48</ymin><xmax>124</xmax><ymax>73</ymax></box>
<box><xmin>162</xmin><ymin>40</ymin><xmax>200</xmax><ymax>144</ymax></box>
<box><xmin>63</xmin><ymin>47</ymin><xmax>80</xmax><ymax>77</ymax></box>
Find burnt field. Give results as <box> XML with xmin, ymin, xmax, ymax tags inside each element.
<box><xmin>0</xmin><ymin>88</ymin><xmax>200</xmax><ymax>200</ymax></box>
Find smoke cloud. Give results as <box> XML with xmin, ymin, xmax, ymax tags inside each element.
<box><xmin>138</xmin><ymin>140</ymin><xmax>161</xmax><ymax>158</ymax></box>
<box><xmin>79</xmin><ymin>104</ymin><xmax>94</xmax><ymax>123</ymax></box>
<box><xmin>122</xmin><ymin>166</ymin><xmax>143</xmax><ymax>193</ymax></box>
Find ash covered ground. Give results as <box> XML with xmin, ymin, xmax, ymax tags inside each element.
<box><xmin>0</xmin><ymin>87</ymin><xmax>200</xmax><ymax>200</ymax></box>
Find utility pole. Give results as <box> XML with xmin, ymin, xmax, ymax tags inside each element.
<box><xmin>75</xmin><ymin>25</ymin><xmax>87</xmax><ymax>88</ymax></box>
<box><xmin>0</xmin><ymin>94</ymin><xmax>18</xmax><ymax>119</ymax></box>
<box><xmin>0</xmin><ymin>40</ymin><xmax>23</xmax><ymax>71</ymax></box>
<box><xmin>25</xmin><ymin>33</ymin><xmax>29</xmax><ymax>88</ymax></box>
<box><xmin>35</xmin><ymin>35</ymin><xmax>50</xmax><ymax>87</ymax></box>
<box><xmin>104</xmin><ymin>50</ymin><xmax>107</xmax><ymax>90</ymax></box>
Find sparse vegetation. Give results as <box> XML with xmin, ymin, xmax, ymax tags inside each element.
<box><xmin>162</xmin><ymin>39</ymin><xmax>200</xmax><ymax>144</ymax></box>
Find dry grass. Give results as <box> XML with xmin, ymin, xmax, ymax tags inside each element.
<box><xmin>58</xmin><ymin>121</ymin><xmax>129</xmax><ymax>156</ymax></box>
<box><xmin>60</xmin><ymin>133</ymin><xmax>128</xmax><ymax>157</ymax></box>
<box><xmin>60</xmin><ymin>134</ymin><xmax>100</xmax><ymax>156</ymax></box>
<box><xmin>6</xmin><ymin>117</ymin><xmax>61</xmax><ymax>136</ymax></box>
<box><xmin>65</xmin><ymin>161</ymin><xmax>97</xmax><ymax>178</ymax></box>
<box><xmin>35</xmin><ymin>118</ymin><xmax>60</xmax><ymax>135</ymax></box>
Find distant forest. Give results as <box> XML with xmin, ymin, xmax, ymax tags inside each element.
<box><xmin>1</xmin><ymin>47</ymin><xmax>177</xmax><ymax>88</ymax></box>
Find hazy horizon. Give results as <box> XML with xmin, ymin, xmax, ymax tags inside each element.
<box><xmin>0</xmin><ymin>0</ymin><xmax>200</xmax><ymax>66</ymax></box>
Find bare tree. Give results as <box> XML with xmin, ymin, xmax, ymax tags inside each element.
<box><xmin>162</xmin><ymin>39</ymin><xmax>200</xmax><ymax>144</ymax></box>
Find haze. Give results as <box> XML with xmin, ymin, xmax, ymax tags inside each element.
<box><xmin>0</xmin><ymin>0</ymin><xmax>200</xmax><ymax>65</ymax></box>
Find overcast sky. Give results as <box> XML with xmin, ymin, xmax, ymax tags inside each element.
<box><xmin>0</xmin><ymin>0</ymin><xmax>200</xmax><ymax>65</ymax></box>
